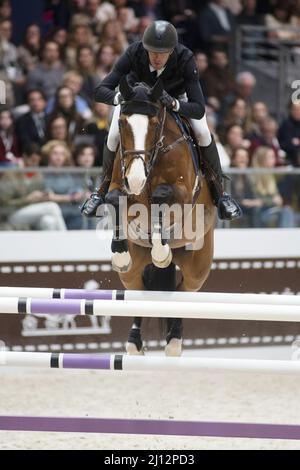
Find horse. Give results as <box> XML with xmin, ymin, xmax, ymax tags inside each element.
<box><xmin>105</xmin><ymin>77</ymin><xmax>216</xmax><ymax>356</ymax></box>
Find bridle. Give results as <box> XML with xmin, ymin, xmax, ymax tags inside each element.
<box><xmin>118</xmin><ymin>100</ymin><xmax>166</xmax><ymax>183</ymax></box>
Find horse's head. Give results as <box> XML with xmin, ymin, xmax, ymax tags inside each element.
<box><xmin>118</xmin><ymin>77</ymin><xmax>165</xmax><ymax>195</ymax></box>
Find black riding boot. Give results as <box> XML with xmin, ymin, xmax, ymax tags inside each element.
<box><xmin>200</xmin><ymin>136</ymin><xmax>242</xmax><ymax>220</ymax></box>
<box><xmin>81</xmin><ymin>143</ymin><xmax>116</xmax><ymax>217</ymax></box>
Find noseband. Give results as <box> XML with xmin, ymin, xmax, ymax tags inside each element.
<box><xmin>118</xmin><ymin>100</ymin><xmax>166</xmax><ymax>182</ymax></box>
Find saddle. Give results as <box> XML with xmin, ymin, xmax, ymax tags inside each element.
<box><xmin>169</xmin><ymin>111</ymin><xmax>201</xmax><ymax>175</ymax></box>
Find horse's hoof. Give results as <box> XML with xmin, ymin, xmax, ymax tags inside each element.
<box><xmin>151</xmin><ymin>246</ymin><xmax>173</xmax><ymax>269</ymax></box>
<box><xmin>165</xmin><ymin>338</ymin><xmax>182</xmax><ymax>357</ymax></box>
<box><xmin>111</xmin><ymin>252</ymin><xmax>132</xmax><ymax>273</ymax></box>
<box><xmin>126</xmin><ymin>342</ymin><xmax>144</xmax><ymax>355</ymax></box>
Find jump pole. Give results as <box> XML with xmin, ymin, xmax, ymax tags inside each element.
<box><xmin>1</xmin><ymin>352</ymin><xmax>300</xmax><ymax>376</ymax></box>
<box><xmin>0</xmin><ymin>287</ymin><xmax>300</xmax><ymax>305</ymax></box>
<box><xmin>1</xmin><ymin>415</ymin><xmax>300</xmax><ymax>440</ymax></box>
<box><xmin>0</xmin><ymin>297</ymin><xmax>300</xmax><ymax>322</ymax></box>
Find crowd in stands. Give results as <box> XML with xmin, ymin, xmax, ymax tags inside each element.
<box><xmin>0</xmin><ymin>0</ymin><xmax>300</xmax><ymax>230</ymax></box>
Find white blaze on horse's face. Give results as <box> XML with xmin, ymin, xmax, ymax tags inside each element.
<box><xmin>126</xmin><ymin>114</ymin><xmax>149</xmax><ymax>195</ymax></box>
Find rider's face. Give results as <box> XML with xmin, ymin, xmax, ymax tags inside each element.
<box><xmin>148</xmin><ymin>51</ymin><xmax>172</xmax><ymax>70</ymax></box>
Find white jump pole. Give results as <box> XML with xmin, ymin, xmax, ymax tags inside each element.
<box><xmin>0</xmin><ymin>287</ymin><xmax>300</xmax><ymax>305</ymax></box>
<box><xmin>0</xmin><ymin>297</ymin><xmax>300</xmax><ymax>322</ymax></box>
<box><xmin>1</xmin><ymin>352</ymin><xmax>300</xmax><ymax>376</ymax></box>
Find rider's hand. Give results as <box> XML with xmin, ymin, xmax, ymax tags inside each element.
<box><xmin>159</xmin><ymin>90</ymin><xmax>177</xmax><ymax>110</ymax></box>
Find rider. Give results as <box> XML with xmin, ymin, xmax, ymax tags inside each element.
<box><xmin>82</xmin><ymin>20</ymin><xmax>242</xmax><ymax>220</ymax></box>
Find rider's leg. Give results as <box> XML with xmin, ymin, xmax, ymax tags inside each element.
<box><xmin>191</xmin><ymin>114</ymin><xmax>242</xmax><ymax>220</ymax></box>
<box><xmin>81</xmin><ymin>105</ymin><xmax>120</xmax><ymax>217</ymax></box>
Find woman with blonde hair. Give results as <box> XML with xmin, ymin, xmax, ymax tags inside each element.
<box><xmin>251</xmin><ymin>146</ymin><xmax>294</xmax><ymax>227</ymax></box>
<box><xmin>42</xmin><ymin>140</ymin><xmax>86</xmax><ymax>229</ymax></box>
<box><xmin>99</xmin><ymin>19</ymin><xmax>128</xmax><ymax>56</ymax></box>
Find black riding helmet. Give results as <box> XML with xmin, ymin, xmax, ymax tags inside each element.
<box><xmin>142</xmin><ymin>20</ymin><xmax>178</xmax><ymax>53</ymax></box>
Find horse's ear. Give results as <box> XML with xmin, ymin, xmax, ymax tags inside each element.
<box><xmin>149</xmin><ymin>79</ymin><xmax>164</xmax><ymax>102</ymax></box>
<box><xmin>119</xmin><ymin>76</ymin><xmax>134</xmax><ymax>100</ymax></box>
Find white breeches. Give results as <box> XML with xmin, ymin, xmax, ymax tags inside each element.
<box><xmin>107</xmin><ymin>105</ymin><xmax>212</xmax><ymax>152</ymax></box>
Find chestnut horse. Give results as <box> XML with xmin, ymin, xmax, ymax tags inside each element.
<box><xmin>105</xmin><ymin>78</ymin><xmax>216</xmax><ymax>356</ymax></box>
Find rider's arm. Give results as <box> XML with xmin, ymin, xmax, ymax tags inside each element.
<box><xmin>94</xmin><ymin>50</ymin><xmax>132</xmax><ymax>105</ymax></box>
<box><xmin>176</xmin><ymin>57</ymin><xmax>206</xmax><ymax>120</ymax></box>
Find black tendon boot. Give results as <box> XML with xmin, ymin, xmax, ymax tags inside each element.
<box><xmin>81</xmin><ymin>143</ymin><xmax>116</xmax><ymax>217</ymax></box>
<box><xmin>200</xmin><ymin>135</ymin><xmax>242</xmax><ymax>220</ymax></box>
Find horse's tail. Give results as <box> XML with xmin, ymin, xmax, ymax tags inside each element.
<box><xmin>142</xmin><ymin>262</ymin><xmax>177</xmax><ymax>339</ymax></box>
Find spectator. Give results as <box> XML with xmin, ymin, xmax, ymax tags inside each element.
<box><xmin>251</xmin><ymin>146</ymin><xmax>294</xmax><ymax>227</ymax></box>
<box><xmin>0</xmin><ymin>146</ymin><xmax>67</xmax><ymax>231</ymax></box>
<box><xmin>85</xmin><ymin>0</ymin><xmax>116</xmax><ymax>34</ymax></box>
<box><xmin>18</xmin><ymin>24</ymin><xmax>42</xmax><ymax>74</ymax></box>
<box><xmin>265</xmin><ymin>1</ymin><xmax>296</xmax><ymax>41</ymax></box>
<box><xmin>27</xmin><ymin>40</ymin><xmax>66</xmax><ymax>100</ymax></box>
<box><xmin>223</xmin><ymin>124</ymin><xmax>250</xmax><ymax>160</ymax></box>
<box><xmin>46</xmin><ymin>71</ymin><xmax>92</xmax><ymax>120</ymax></box>
<box><xmin>238</xmin><ymin>0</ymin><xmax>264</xmax><ymax>25</ymax></box>
<box><xmin>86</xmin><ymin>102</ymin><xmax>111</xmax><ymax>166</ymax></box>
<box><xmin>221</xmin><ymin>71</ymin><xmax>256</xmax><ymax>119</ymax></box>
<box><xmin>249</xmin><ymin>117</ymin><xmax>285</xmax><ymax>166</ymax></box>
<box><xmin>223</xmin><ymin>98</ymin><xmax>249</xmax><ymax>130</ymax></box>
<box><xmin>95</xmin><ymin>44</ymin><xmax>116</xmax><ymax>81</ymax></box>
<box><xmin>16</xmin><ymin>89</ymin><xmax>47</xmax><ymax>152</ymax></box>
<box><xmin>42</xmin><ymin>140</ymin><xmax>85</xmax><ymax>229</ymax></box>
<box><xmin>49</xmin><ymin>85</ymin><xmax>85</xmax><ymax>141</ymax></box>
<box><xmin>245</xmin><ymin>101</ymin><xmax>270</xmax><ymax>137</ymax></box>
<box><xmin>48</xmin><ymin>26</ymin><xmax>68</xmax><ymax>49</ymax></box>
<box><xmin>0</xmin><ymin>0</ymin><xmax>11</xmax><ymax>21</ymax></box>
<box><xmin>201</xmin><ymin>48</ymin><xmax>235</xmax><ymax>111</ymax></box>
<box><xmin>279</xmin><ymin>149</ymin><xmax>300</xmax><ymax>226</ymax></box>
<box><xmin>46</xmin><ymin>114</ymin><xmax>70</xmax><ymax>144</ymax></box>
<box><xmin>66</xmin><ymin>24</ymin><xmax>95</xmax><ymax>68</ymax></box>
<box><xmin>230</xmin><ymin>147</ymin><xmax>262</xmax><ymax>227</ymax></box>
<box><xmin>0</xmin><ymin>108</ymin><xmax>21</xmax><ymax>167</ymax></box>
<box><xmin>0</xmin><ymin>19</ymin><xmax>24</xmax><ymax>98</ymax></box>
<box><xmin>76</xmin><ymin>45</ymin><xmax>98</xmax><ymax>106</ymax></box>
<box><xmin>99</xmin><ymin>19</ymin><xmax>128</xmax><ymax>55</ymax></box>
<box><xmin>278</xmin><ymin>102</ymin><xmax>300</xmax><ymax>165</ymax></box>
<box><xmin>197</xmin><ymin>0</ymin><xmax>236</xmax><ymax>53</ymax></box>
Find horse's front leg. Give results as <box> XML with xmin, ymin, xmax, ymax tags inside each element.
<box><xmin>151</xmin><ymin>184</ymin><xmax>173</xmax><ymax>268</ymax></box>
<box><xmin>105</xmin><ymin>189</ymin><xmax>132</xmax><ymax>273</ymax></box>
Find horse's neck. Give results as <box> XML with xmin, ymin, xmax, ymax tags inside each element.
<box><xmin>163</xmin><ymin>112</ymin><xmax>182</xmax><ymax>141</ymax></box>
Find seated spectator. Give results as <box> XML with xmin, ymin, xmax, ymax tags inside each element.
<box><xmin>0</xmin><ymin>145</ymin><xmax>66</xmax><ymax>231</ymax></box>
<box><xmin>249</xmin><ymin>117</ymin><xmax>286</xmax><ymax>166</ymax></box>
<box><xmin>85</xmin><ymin>0</ymin><xmax>117</xmax><ymax>34</ymax></box>
<box><xmin>99</xmin><ymin>19</ymin><xmax>128</xmax><ymax>56</ymax></box>
<box><xmin>0</xmin><ymin>0</ymin><xmax>11</xmax><ymax>21</ymax></box>
<box><xmin>48</xmin><ymin>26</ymin><xmax>68</xmax><ymax>49</ymax></box>
<box><xmin>230</xmin><ymin>147</ymin><xmax>262</xmax><ymax>227</ymax></box>
<box><xmin>238</xmin><ymin>0</ymin><xmax>264</xmax><ymax>25</ymax></box>
<box><xmin>251</xmin><ymin>146</ymin><xmax>294</xmax><ymax>227</ymax></box>
<box><xmin>0</xmin><ymin>108</ymin><xmax>21</xmax><ymax>167</ymax></box>
<box><xmin>244</xmin><ymin>101</ymin><xmax>270</xmax><ymax>138</ymax></box>
<box><xmin>86</xmin><ymin>102</ymin><xmax>111</xmax><ymax>166</ymax></box>
<box><xmin>16</xmin><ymin>89</ymin><xmax>47</xmax><ymax>152</ymax></box>
<box><xmin>0</xmin><ymin>19</ymin><xmax>25</xmax><ymax>100</ymax></box>
<box><xmin>18</xmin><ymin>24</ymin><xmax>41</xmax><ymax>74</ymax></box>
<box><xmin>116</xmin><ymin>4</ymin><xmax>139</xmax><ymax>36</ymax></box>
<box><xmin>223</xmin><ymin>98</ymin><xmax>249</xmax><ymax>130</ymax></box>
<box><xmin>279</xmin><ymin>148</ymin><xmax>300</xmax><ymax>226</ymax></box>
<box><xmin>197</xmin><ymin>0</ymin><xmax>236</xmax><ymax>53</ymax></box>
<box><xmin>49</xmin><ymin>86</ymin><xmax>86</xmax><ymax>141</ymax></box>
<box><xmin>73</xmin><ymin>143</ymin><xmax>97</xmax><ymax>197</ymax></box>
<box><xmin>201</xmin><ymin>48</ymin><xmax>235</xmax><ymax>112</ymax></box>
<box><xmin>46</xmin><ymin>114</ymin><xmax>70</xmax><ymax>145</ymax></box>
<box><xmin>222</xmin><ymin>124</ymin><xmax>250</xmax><ymax>161</ymax></box>
<box><xmin>46</xmin><ymin>71</ymin><xmax>92</xmax><ymax>120</ymax></box>
<box><xmin>278</xmin><ymin>102</ymin><xmax>300</xmax><ymax>165</ymax></box>
<box><xmin>95</xmin><ymin>44</ymin><xmax>116</xmax><ymax>81</ymax></box>
<box><xmin>66</xmin><ymin>24</ymin><xmax>95</xmax><ymax>69</ymax></box>
<box><xmin>265</xmin><ymin>1</ymin><xmax>296</xmax><ymax>41</ymax></box>
<box><xmin>220</xmin><ymin>71</ymin><xmax>256</xmax><ymax>119</ymax></box>
<box><xmin>27</xmin><ymin>40</ymin><xmax>66</xmax><ymax>100</ymax></box>
<box><xmin>76</xmin><ymin>45</ymin><xmax>98</xmax><ymax>106</ymax></box>
<box><xmin>42</xmin><ymin>140</ymin><xmax>85</xmax><ymax>229</ymax></box>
